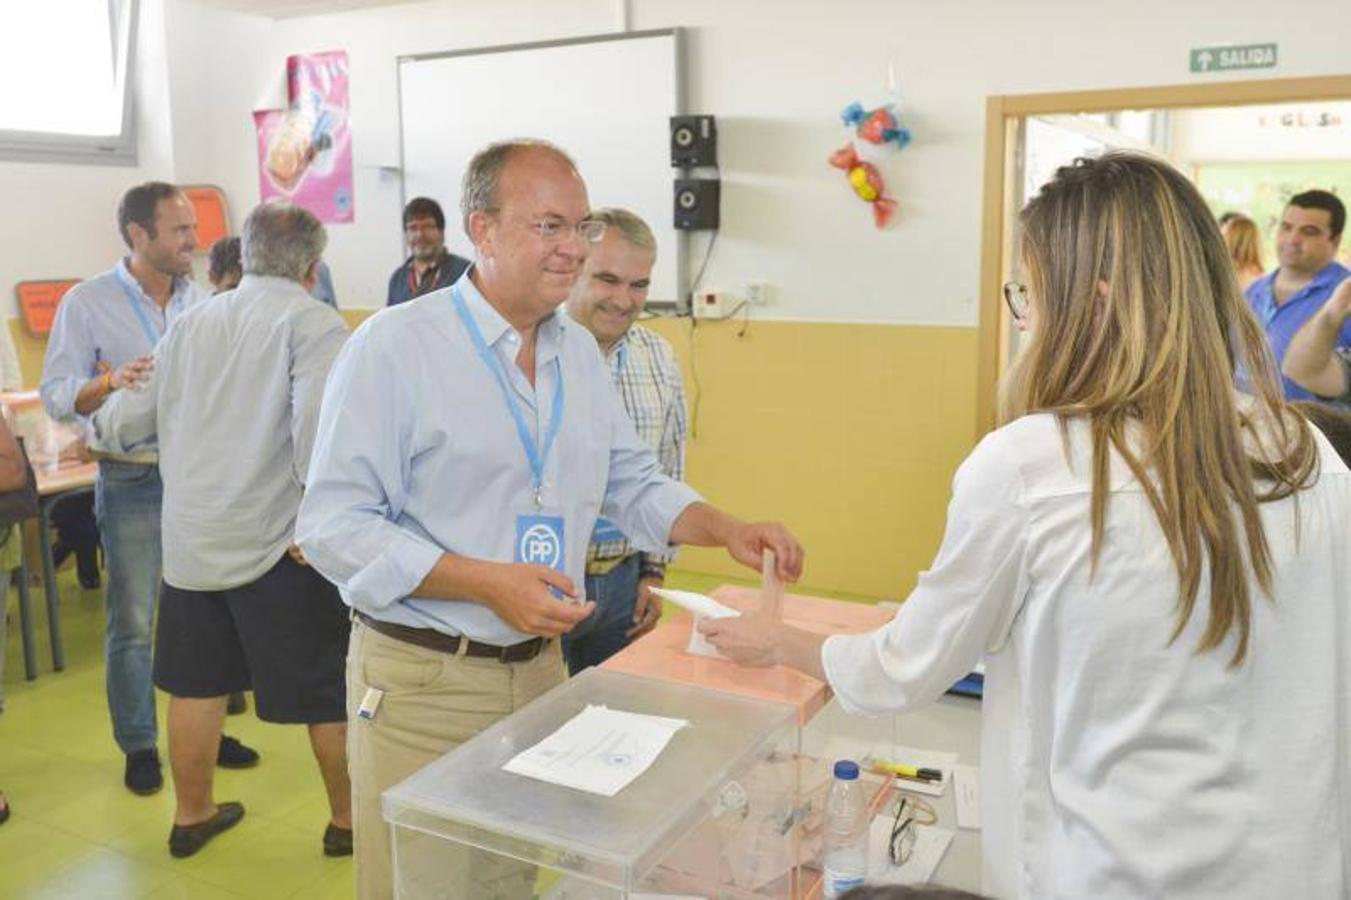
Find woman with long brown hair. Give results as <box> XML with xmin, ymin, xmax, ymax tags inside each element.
<box><xmin>703</xmin><ymin>153</ymin><xmax>1350</xmax><ymax>898</ymax></box>
<box><xmin>1221</xmin><ymin>212</ymin><xmax>1266</xmax><ymax>291</ymax></box>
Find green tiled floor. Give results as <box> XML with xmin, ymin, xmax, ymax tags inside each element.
<box><xmin>0</xmin><ymin>569</ymin><xmax>354</xmax><ymax>899</ymax></box>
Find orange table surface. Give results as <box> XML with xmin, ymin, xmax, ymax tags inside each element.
<box><xmin>601</xmin><ymin>585</ymin><xmax>894</xmax><ymax>724</ymax></box>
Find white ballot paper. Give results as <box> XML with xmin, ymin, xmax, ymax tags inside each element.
<box><xmin>502</xmin><ymin>705</ymin><xmax>688</xmax><ymax>797</ymax></box>
<box><xmin>953</xmin><ymin>764</ymin><xmax>982</xmax><ymax>830</ymax></box>
<box><xmin>649</xmin><ymin>588</ymin><xmax>741</xmax><ymax>659</ymax></box>
<box><xmin>866</xmin><ymin>815</ymin><xmax>955</xmax><ymax>886</ymax></box>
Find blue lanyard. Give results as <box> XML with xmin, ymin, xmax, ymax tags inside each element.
<box><xmin>451</xmin><ymin>285</ymin><xmax>565</xmax><ymax>507</ymax></box>
<box><xmin>114</xmin><ymin>265</ymin><xmax>167</xmax><ymax>349</ymax></box>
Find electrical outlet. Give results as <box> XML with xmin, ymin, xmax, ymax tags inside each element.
<box><xmin>693</xmin><ymin>289</ymin><xmax>727</xmax><ymax>318</ymax></box>
<box><xmin>744</xmin><ymin>281</ymin><xmax>770</xmax><ymax>305</ymax></box>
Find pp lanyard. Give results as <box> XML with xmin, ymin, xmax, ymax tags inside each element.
<box><xmin>114</xmin><ymin>266</ymin><xmax>166</xmax><ymax>349</ymax></box>
<box><xmin>451</xmin><ymin>285</ymin><xmax>564</xmax><ymax>508</ymax></box>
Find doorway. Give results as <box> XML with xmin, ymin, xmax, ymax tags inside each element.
<box><xmin>975</xmin><ymin>75</ymin><xmax>1351</xmax><ymax>434</ymax></box>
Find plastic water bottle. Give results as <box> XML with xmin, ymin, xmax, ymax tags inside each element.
<box><xmin>822</xmin><ymin>759</ymin><xmax>869</xmax><ymax>898</ymax></box>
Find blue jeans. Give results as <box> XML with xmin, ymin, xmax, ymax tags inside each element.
<box><xmin>562</xmin><ymin>554</ymin><xmax>641</xmax><ymax>674</ymax></box>
<box><xmin>94</xmin><ymin>460</ymin><xmax>163</xmax><ymax>755</ymax></box>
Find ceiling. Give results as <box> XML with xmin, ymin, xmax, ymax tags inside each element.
<box><xmin>188</xmin><ymin>0</ymin><xmax>421</xmax><ymax>19</ymax></box>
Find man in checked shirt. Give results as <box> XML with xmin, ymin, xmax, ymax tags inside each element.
<box><xmin>562</xmin><ymin>207</ymin><xmax>688</xmax><ymax>671</ymax></box>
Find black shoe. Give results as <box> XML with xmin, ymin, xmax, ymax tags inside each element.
<box><xmin>76</xmin><ymin>548</ymin><xmax>100</xmax><ymax>589</ymax></box>
<box><xmin>168</xmin><ymin>802</ymin><xmax>245</xmax><ymax>858</ymax></box>
<box><xmin>216</xmin><ymin>735</ymin><xmax>260</xmax><ymax>769</ymax></box>
<box><xmin>226</xmin><ymin>692</ymin><xmax>248</xmax><ymax>715</ymax></box>
<box><xmin>323</xmin><ymin>823</ymin><xmax>353</xmax><ymax>857</ymax></box>
<box><xmin>125</xmin><ymin>749</ymin><xmax>163</xmax><ymax>795</ymax></box>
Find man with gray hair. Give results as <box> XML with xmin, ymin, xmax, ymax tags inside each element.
<box><xmin>94</xmin><ymin>201</ymin><xmax>353</xmax><ymax>860</ymax></box>
<box><xmin>562</xmin><ymin>207</ymin><xmax>688</xmax><ymax>670</ymax></box>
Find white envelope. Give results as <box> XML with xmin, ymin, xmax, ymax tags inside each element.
<box><xmin>649</xmin><ymin>588</ymin><xmax>741</xmax><ymax>659</ymax></box>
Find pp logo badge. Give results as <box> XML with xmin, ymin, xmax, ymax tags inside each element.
<box><xmin>515</xmin><ymin>515</ymin><xmax>565</xmax><ymax>571</ymax></box>
<box><xmin>521</xmin><ymin>524</ymin><xmax>561</xmax><ymax>567</ymax></box>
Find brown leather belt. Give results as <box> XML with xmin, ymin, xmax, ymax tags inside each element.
<box><xmin>355</xmin><ymin>612</ymin><xmax>549</xmax><ymax>664</ymax></box>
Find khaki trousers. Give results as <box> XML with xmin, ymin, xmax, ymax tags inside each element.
<box><xmin>347</xmin><ymin>619</ymin><xmax>565</xmax><ymax>900</ymax></box>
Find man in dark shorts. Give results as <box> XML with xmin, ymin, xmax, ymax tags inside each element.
<box><xmin>92</xmin><ymin>201</ymin><xmax>352</xmax><ymax>859</ymax></box>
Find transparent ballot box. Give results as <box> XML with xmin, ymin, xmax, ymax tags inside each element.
<box><xmin>383</xmin><ymin>667</ymin><xmax>802</xmax><ymax>899</ymax></box>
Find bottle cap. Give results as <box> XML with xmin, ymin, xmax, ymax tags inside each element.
<box><xmin>833</xmin><ymin>760</ymin><xmax>859</xmax><ymax>780</ymax></box>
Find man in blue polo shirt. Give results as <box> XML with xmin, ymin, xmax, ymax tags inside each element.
<box><xmin>1245</xmin><ymin>189</ymin><xmax>1349</xmax><ymax>400</ymax></box>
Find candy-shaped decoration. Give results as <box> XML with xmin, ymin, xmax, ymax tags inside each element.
<box><xmin>841</xmin><ymin>101</ymin><xmax>911</xmax><ymax>150</ymax></box>
<box><xmin>828</xmin><ymin>145</ymin><xmax>897</xmax><ymax>228</ymax></box>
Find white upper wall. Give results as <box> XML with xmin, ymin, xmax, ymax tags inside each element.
<box><xmin>5</xmin><ymin>0</ymin><xmax>1350</xmax><ymax>323</ymax></box>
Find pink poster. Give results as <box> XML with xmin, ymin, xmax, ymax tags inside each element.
<box><xmin>254</xmin><ymin>50</ymin><xmax>354</xmax><ymax>223</ymax></box>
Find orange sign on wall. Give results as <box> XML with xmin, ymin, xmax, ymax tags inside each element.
<box><xmin>16</xmin><ymin>280</ymin><xmax>79</xmax><ymax>337</ymax></box>
<box><xmin>182</xmin><ymin>185</ymin><xmax>230</xmax><ymax>250</ymax></box>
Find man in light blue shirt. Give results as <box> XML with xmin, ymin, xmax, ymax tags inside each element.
<box><xmin>40</xmin><ymin>182</ymin><xmax>255</xmax><ymax>796</ymax></box>
<box><xmin>1245</xmin><ymin>190</ymin><xmax>1350</xmax><ymax>400</ymax></box>
<box><xmin>297</xmin><ymin>140</ymin><xmax>805</xmax><ymax>900</ymax></box>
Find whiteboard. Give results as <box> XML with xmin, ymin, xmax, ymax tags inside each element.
<box><xmin>398</xmin><ymin>30</ymin><xmax>683</xmax><ymax>304</ymax></box>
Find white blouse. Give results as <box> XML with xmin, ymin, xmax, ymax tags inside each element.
<box><xmin>823</xmin><ymin>412</ymin><xmax>1351</xmax><ymax>900</ymax></box>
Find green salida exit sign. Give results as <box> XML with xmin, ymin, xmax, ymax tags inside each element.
<box><xmin>1190</xmin><ymin>43</ymin><xmax>1278</xmax><ymax>73</ymax></box>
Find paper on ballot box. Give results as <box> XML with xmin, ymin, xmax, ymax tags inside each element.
<box><xmin>502</xmin><ymin>704</ymin><xmax>688</xmax><ymax>797</ymax></box>
<box><xmin>649</xmin><ymin>588</ymin><xmax>741</xmax><ymax>659</ymax></box>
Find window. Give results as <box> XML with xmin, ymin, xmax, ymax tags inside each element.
<box><xmin>0</xmin><ymin>0</ymin><xmax>138</xmax><ymax>164</ymax></box>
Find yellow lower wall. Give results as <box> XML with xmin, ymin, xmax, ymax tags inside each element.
<box><xmin>643</xmin><ymin>317</ymin><xmax>978</xmax><ymax>601</ymax></box>
<box><xmin>12</xmin><ymin>311</ymin><xmax>979</xmax><ymax>602</ymax></box>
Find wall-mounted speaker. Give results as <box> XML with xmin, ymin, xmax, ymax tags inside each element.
<box><xmin>674</xmin><ymin>178</ymin><xmax>720</xmax><ymax>230</ymax></box>
<box><xmin>670</xmin><ymin>115</ymin><xmax>717</xmax><ymax>168</ymax></box>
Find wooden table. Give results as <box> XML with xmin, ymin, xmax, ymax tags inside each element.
<box><xmin>2</xmin><ymin>390</ymin><xmax>97</xmax><ymax>679</ymax></box>
<box><xmin>28</xmin><ymin>462</ymin><xmax>97</xmax><ymax>676</ymax></box>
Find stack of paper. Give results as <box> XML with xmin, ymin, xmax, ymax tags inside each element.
<box><xmin>502</xmin><ymin>705</ymin><xmax>688</xmax><ymax>797</ymax></box>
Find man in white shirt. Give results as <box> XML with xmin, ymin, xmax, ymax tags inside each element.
<box><xmin>94</xmin><ymin>202</ymin><xmax>352</xmax><ymax>859</ymax></box>
<box><xmin>562</xmin><ymin>207</ymin><xmax>687</xmax><ymax>670</ymax></box>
